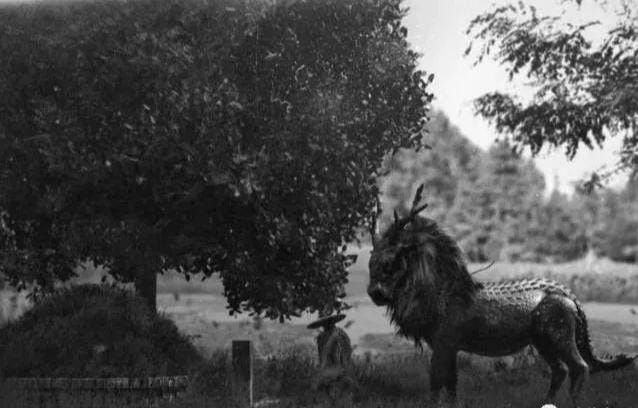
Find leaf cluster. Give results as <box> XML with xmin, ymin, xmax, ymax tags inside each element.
<box><xmin>466</xmin><ymin>1</ymin><xmax>638</xmax><ymax>172</ymax></box>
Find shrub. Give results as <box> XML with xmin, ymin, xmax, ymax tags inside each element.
<box><xmin>0</xmin><ymin>284</ymin><xmax>202</xmax><ymax>377</ymax></box>
<box><xmin>189</xmin><ymin>350</ymin><xmax>231</xmax><ymax>399</ymax></box>
<box><xmin>188</xmin><ymin>345</ymin><xmax>318</xmax><ymax>406</ymax></box>
<box><xmin>352</xmin><ymin>353</ymin><xmax>429</xmax><ymax>399</ymax></box>
<box><xmin>257</xmin><ymin>344</ymin><xmax>317</xmax><ymax>398</ymax></box>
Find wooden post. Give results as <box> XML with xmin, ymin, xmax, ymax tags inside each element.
<box><xmin>232</xmin><ymin>340</ymin><xmax>253</xmax><ymax>408</ymax></box>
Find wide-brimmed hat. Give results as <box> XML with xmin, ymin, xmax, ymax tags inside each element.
<box><xmin>307</xmin><ymin>313</ymin><xmax>346</xmax><ymax>329</ymax></box>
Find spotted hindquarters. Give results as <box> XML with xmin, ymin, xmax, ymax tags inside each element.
<box><xmin>530</xmin><ymin>293</ymin><xmax>589</xmax><ymax>404</ymax></box>
<box><xmin>530</xmin><ymin>287</ymin><xmax>635</xmax><ymax>405</ymax></box>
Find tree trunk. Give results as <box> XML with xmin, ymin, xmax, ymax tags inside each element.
<box><xmin>134</xmin><ymin>269</ymin><xmax>157</xmax><ymax>313</ymax></box>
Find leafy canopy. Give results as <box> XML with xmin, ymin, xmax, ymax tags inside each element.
<box><xmin>0</xmin><ymin>0</ymin><xmax>432</xmax><ymax>318</ymax></box>
<box><xmin>466</xmin><ymin>0</ymin><xmax>638</xmax><ymax>188</ymax></box>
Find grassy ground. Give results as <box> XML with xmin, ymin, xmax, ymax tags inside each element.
<box><xmin>126</xmin><ymin>349</ymin><xmax>638</xmax><ymax>407</ymax></box>
<box><xmin>152</xmin><ymin>248</ymin><xmax>638</xmax><ymax>408</ymax></box>
<box><xmin>344</xmin><ymin>245</ymin><xmax>638</xmax><ymax>303</ymax></box>
<box><xmin>3</xmin><ymin>245</ymin><xmax>637</xmax><ymax>323</ymax></box>
<box><xmin>156</xmin><ymin>293</ymin><xmax>638</xmax><ymax>358</ymax></box>
<box><xmin>6</xmin><ymin>342</ymin><xmax>634</xmax><ymax>408</ymax></box>
<box><xmin>158</xmin><ymin>245</ymin><xmax>638</xmax><ymax>303</ymax></box>
<box><xmin>1</xmin><ymin>251</ymin><xmax>638</xmax><ymax>407</ymax></box>
<box><xmin>154</xmin><ymin>297</ymin><xmax>638</xmax><ymax>407</ymax></box>
<box><xmin>1</xmin><ymin>333</ymin><xmax>636</xmax><ymax>408</ymax></box>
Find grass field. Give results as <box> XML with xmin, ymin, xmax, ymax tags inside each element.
<box><xmin>155</xmin><ymin>244</ymin><xmax>638</xmax><ymax>303</ymax></box>
<box><xmin>186</xmin><ymin>349</ymin><xmax>638</xmax><ymax>408</ymax></box>
<box><xmin>2</xmin><ymin>249</ymin><xmax>638</xmax><ymax>407</ymax></box>
<box><xmin>5</xmin><ymin>346</ymin><xmax>636</xmax><ymax>408</ymax></box>
<box><xmin>342</xmin><ymin>245</ymin><xmax>638</xmax><ymax>303</ymax></box>
<box><xmin>149</xmin><ymin>297</ymin><xmax>638</xmax><ymax>408</ymax></box>
<box><xmin>157</xmin><ymin>292</ymin><xmax>638</xmax><ymax>358</ymax></box>
<box><xmin>154</xmin><ymin>248</ymin><xmax>638</xmax><ymax>407</ymax></box>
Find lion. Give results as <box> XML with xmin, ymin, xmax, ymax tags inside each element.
<box><xmin>367</xmin><ymin>185</ymin><xmax>635</xmax><ymax>407</ymax></box>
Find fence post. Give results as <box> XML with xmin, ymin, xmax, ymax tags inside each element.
<box><xmin>232</xmin><ymin>340</ymin><xmax>253</xmax><ymax>408</ymax></box>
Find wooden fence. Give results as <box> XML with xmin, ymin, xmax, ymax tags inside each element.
<box><xmin>1</xmin><ymin>340</ymin><xmax>257</xmax><ymax>408</ymax></box>
<box><xmin>1</xmin><ymin>376</ymin><xmax>190</xmax><ymax>408</ymax></box>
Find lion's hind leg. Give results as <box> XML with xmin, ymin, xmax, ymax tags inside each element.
<box><xmin>532</xmin><ymin>295</ymin><xmax>590</xmax><ymax>408</ymax></box>
<box><xmin>533</xmin><ymin>343</ymin><xmax>568</xmax><ymax>404</ymax></box>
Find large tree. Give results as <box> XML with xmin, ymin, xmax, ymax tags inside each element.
<box><xmin>466</xmin><ymin>0</ymin><xmax>638</xmax><ymax>186</ymax></box>
<box><xmin>0</xmin><ymin>0</ymin><xmax>432</xmax><ymax>317</ymax></box>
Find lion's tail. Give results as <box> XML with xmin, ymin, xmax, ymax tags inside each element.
<box><xmin>575</xmin><ymin>302</ymin><xmax>637</xmax><ymax>373</ymax></box>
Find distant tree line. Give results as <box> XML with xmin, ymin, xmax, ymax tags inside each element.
<box><xmin>381</xmin><ymin>111</ymin><xmax>638</xmax><ymax>263</ymax></box>
<box><xmin>456</xmin><ymin>0</ymin><xmax>638</xmax><ymax>263</ymax></box>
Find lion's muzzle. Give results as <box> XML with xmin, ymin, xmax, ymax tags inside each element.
<box><xmin>367</xmin><ymin>282</ymin><xmax>391</xmax><ymax>306</ymax></box>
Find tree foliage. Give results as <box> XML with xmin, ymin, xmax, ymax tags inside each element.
<box><xmin>379</xmin><ymin>111</ymin><xmax>482</xmax><ymax>228</ymax></box>
<box><xmin>0</xmin><ymin>0</ymin><xmax>432</xmax><ymax>318</ymax></box>
<box><xmin>591</xmin><ymin>177</ymin><xmax>638</xmax><ymax>262</ymax></box>
<box><xmin>466</xmin><ymin>0</ymin><xmax>638</xmax><ymax>183</ymax></box>
<box><xmin>530</xmin><ymin>187</ymin><xmax>588</xmax><ymax>262</ymax></box>
<box><xmin>380</xmin><ymin>112</ymin><xmax>552</xmax><ymax>262</ymax></box>
<box><xmin>380</xmin><ymin>111</ymin><xmax>604</xmax><ymax>263</ymax></box>
<box><xmin>447</xmin><ymin>141</ymin><xmax>547</xmax><ymax>262</ymax></box>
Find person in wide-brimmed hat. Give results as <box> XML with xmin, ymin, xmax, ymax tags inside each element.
<box><xmin>308</xmin><ymin>312</ymin><xmax>355</xmax><ymax>407</ymax></box>
<box><xmin>307</xmin><ymin>313</ymin><xmax>352</xmax><ymax>369</ymax></box>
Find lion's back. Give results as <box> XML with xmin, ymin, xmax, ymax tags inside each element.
<box><xmin>477</xmin><ymin>277</ymin><xmax>577</xmax><ymax>304</ymax></box>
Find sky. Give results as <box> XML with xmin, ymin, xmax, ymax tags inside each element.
<box><xmin>402</xmin><ymin>0</ymin><xmax>629</xmax><ymax>194</ymax></box>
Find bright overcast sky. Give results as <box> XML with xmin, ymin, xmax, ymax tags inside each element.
<box><xmin>403</xmin><ymin>0</ymin><xmax>629</xmax><ymax>194</ymax></box>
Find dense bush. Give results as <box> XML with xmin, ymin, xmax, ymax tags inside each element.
<box><xmin>189</xmin><ymin>351</ymin><xmax>232</xmax><ymax>400</ymax></box>
<box><xmin>0</xmin><ymin>284</ymin><xmax>202</xmax><ymax>377</ymax></box>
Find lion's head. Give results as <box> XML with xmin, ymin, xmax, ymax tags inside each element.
<box><xmin>367</xmin><ymin>185</ymin><xmax>480</xmax><ymax>311</ymax></box>
<box><xmin>367</xmin><ymin>213</ymin><xmax>440</xmax><ymax>307</ymax></box>
<box><xmin>367</xmin><ymin>185</ymin><xmax>430</xmax><ymax>306</ymax></box>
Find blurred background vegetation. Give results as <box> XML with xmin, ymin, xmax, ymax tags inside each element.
<box><xmin>380</xmin><ymin>109</ymin><xmax>638</xmax><ymax>264</ymax></box>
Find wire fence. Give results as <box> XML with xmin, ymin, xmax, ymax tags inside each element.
<box><xmin>0</xmin><ymin>376</ymin><xmax>190</xmax><ymax>408</ymax></box>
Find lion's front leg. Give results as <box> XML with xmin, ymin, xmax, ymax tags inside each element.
<box><xmin>429</xmin><ymin>344</ymin><xmax>458</xmax><ymax>403</ymax></box>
